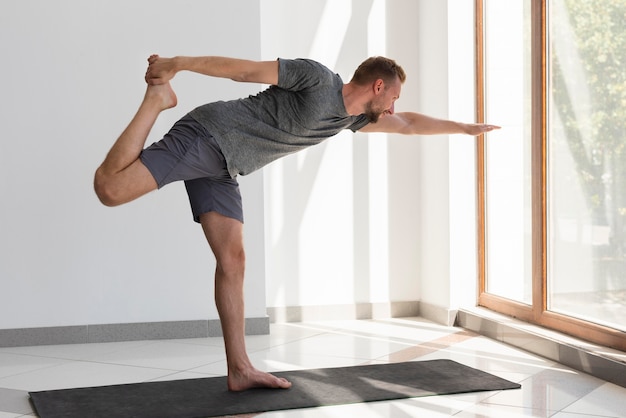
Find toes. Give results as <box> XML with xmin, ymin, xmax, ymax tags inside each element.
<box><xmin>276</xmin><ymin>377</ymin><xmax>292</xmax><ymax>389</ymax></box>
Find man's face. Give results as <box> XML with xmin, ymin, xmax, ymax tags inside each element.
<box><xmin>365</xmin><ymin>78</ymin><xmax>401</xmax><ymax>123</ymax></box>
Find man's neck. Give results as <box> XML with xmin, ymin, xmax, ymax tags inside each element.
<box><xmin>342</xmin><ymin>83</ymin><xmax>367</xmax><ymax>116</ymax></box>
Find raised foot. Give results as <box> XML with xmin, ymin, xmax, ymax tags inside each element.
<box><xmin>227</xmin><ymin>367</ymin><xmax>292</xmax><ymax>392</ymax></box>
<box><xmin>144</xmin><ymin>82</ymin><xmax>177</xmax><ymax>112</ymax></box>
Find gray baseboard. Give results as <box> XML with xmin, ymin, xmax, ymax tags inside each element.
<box><xmin>0</xmin><ymin>301</ymin><xmax>432</xmax><ymax>346</ymax></box>
<box><xmin>0</xmin><ymin>317</ymin><xmax>269</xmax><ymax>347</ymax></box>
<box><xmin>418</xmin><ymin>302</ymin><xmax>458</xmax><ymax>327</ymax></box>
<box><xmin>266</xmin><ymin>301</ymin><xmax>420</xmax><ymax>323</ymax></box>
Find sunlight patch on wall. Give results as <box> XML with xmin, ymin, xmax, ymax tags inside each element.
<box><xmin>308</xmin><ymin>0</ymin><xmax>352</xmax><ymax>68</ymax></box>
<box><xmin>368</xmin><ymin>0</ymin><xmax>387</xmax><ymax>57</ymax></box>
<box><xmin>368</xmin><ymin>0</ymin><xmax>390</xmax><ymax>299</ymax></box>
<box><xmin>368</xmin><ymin>133</ymin><xmax>390</xmax><ymax>301</ymax></box>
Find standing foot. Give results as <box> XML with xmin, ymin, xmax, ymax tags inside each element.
<box><xmin>227</xmin><ymin>366</ymin><xmax>292</xmax><ymax>392</ymax></box>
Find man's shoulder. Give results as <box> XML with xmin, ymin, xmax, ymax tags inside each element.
<box><xmin>280</xmin><ymin>58</ymin><xmax>332</xmax><ymax>73</ymax></box>
<box><xmin>278</xmin><ymin>58</ymin><xmax>337</xmax><ymax>90</ymax></box>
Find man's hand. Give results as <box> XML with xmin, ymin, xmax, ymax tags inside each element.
<box><xmin>461</xmin><ymin>123</ymin><xmax>501</xmax><ymax>136</ymax></box>
<box><xmin>143</xmin><ymin>55</ymin><xmax>279</xmax><ymax>86</ymax></box>
<box><xmin>145</xmin><ymin>55</ymin><xmax>177</xmax><ymax>85</ymax></box>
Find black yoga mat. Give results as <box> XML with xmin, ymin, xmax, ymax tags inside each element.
<box><xmin>30</xmin><ymin>359</ymin><xmax>520</xmax><ymax>418</ymax></box>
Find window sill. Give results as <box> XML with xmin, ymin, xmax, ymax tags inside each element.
<box><xmin>457</xmin><ymin>307</ymin><xmax>626</xmax><ymax>388</ymax></box>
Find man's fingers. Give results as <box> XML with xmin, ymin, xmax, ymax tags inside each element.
<box><xmin>476</xmin><ymin>124</ymin><xmax>501</xmax><ymax>134</ymax></box>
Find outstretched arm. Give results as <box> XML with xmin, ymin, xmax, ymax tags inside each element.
<box><xmin>144</xmin><ymin>55</ymin><xmax>279</xmax><ymax>86</ymax></box>
<box><xmin>359</xmin><ymin>112</ymin><xmax>500</xmax><ymax>136</ymax></box>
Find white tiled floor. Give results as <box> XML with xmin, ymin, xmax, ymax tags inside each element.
<box><xmin>0</xmin><ymin>317</ymin><xmax>625</xmax><ymax>417</ymax></box>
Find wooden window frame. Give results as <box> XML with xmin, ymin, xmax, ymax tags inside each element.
<box><xmin>475</xmin><ymin>0</ymin><xmax>626</xmax><ymax>351</ymax></box>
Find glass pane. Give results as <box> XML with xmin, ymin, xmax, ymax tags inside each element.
<box><xmin>547</xmin><ymin>0</ymin><xmax>626</xmax><ymax>331</ymax></box>
<box><xmin>484</xmin><ymin>0</ymin><xmax>533</xmax><ymax>303</ymax></box>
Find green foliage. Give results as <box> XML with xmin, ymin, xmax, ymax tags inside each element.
<box><xmin>552</xmin><ymin>0</ymin><xmax>626</xmax><ymax>224</ymax></box>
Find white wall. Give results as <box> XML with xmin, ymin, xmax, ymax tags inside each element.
<box><xmin>415</xmin><ymin>0</ymin><xmax>479</xmax><ymax>314</ymax></box>
<box><xmin>260</xmin><ymin>0</ymin><xmax>424</xmax><ymax>309</ymax></box>
<box><xmin>0</xmin><ymin>0</ymin><xmax>479</xmax><ymax>333</ymax></box>
<box><xmin>0</xmin><ymin>0</ymin><xmax>267</xmax><ymax>329</ymax></box>
<box><xmin>261</xmin><ymin>0</ymin><xmax>478</xmax><ymax>315</ymax></box>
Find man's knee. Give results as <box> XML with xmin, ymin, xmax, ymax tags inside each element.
<box><xmin>93</xmin><ymin>162</ymin><xmax>157</xmax><ymax>207</ymax></box>
<box><xmin>200</xmin><ymin>211</ymin><xmax>246</xmax><ymax>277</ymax></box>
<box><xmin>94</xmin><ymin>168</ymin><xmax>122</xmax><ymax>207</ymax></box>
<box><xmin>216</xmin><ymin>248</ymin><xmax>246</xmax><ymax>277</ymax></box>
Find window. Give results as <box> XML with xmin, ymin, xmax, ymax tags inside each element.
<box><xmin>477</xmin><ymin>0</ymin><xmax>626</xmax><ymax>350</ymax></box>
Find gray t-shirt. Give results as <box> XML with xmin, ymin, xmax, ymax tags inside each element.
<box><xmin>189</xmin><ymin>58</ymin><xmax>370</xmax><ymax>177</ymax></box>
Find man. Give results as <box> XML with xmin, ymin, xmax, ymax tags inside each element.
<box><xmin>94</xmin><ymin>55</ymin><xmax>499</xmax><ymax>391</ymax></box>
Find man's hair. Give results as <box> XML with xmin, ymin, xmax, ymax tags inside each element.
<box><xmin>351</xmin><ymin>56</ymin><xmax>406</xmax><ymax>86</ymax></box>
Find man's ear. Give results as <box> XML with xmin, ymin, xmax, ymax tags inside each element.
<box><xmin>373</xmin><ymin>79</ymin><xmax>384</xmax><ymax>94</ymax></box>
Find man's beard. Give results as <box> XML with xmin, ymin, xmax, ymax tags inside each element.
<box><xmin>364</xmin><ymin>101</ymin><xmax>385</xmax><ymax>123</ymax></box>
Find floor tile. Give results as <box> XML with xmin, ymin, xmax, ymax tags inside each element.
<box><xmin>175</xmin><ymin>322</ymin><xmax>331</xmax><ymax>354</ymax></box>
<box><xmin>561</xmin><ymin>381</ymin><xmax>626</xmax><ymax>417</ymax></box>
<box><xmin>258</xmin><ymin>396</ymin><xmax>472</xmax><ymax>418</ymax></box>
<box><xmin>303</xmin><ymin>317</ymin><xmax>454</xmax><ymax>345</ymax></box>
<box><xmin>92</xmin><ymin>340</ymin><xmax>227</xmax><ymax>371</ymax></box>
<box><xmin>481</xmin><ymin>366</ymin><xmax>604</xmax><ymax>412</ymax></box>
<box><xmin>271</xmin><ymin>331</ymin><xmax>410</xmax><ymax>362</ymax></box>
<box><xmin>161</xmin><ymin>336</ymin><xmax>227</xmax><ymax>348</ymax></box>
<box><xmin>0</xmin><ymin>340</ymin><xmax>154</xmax><ymax>362</ymax></box>
<box><xmin>0</xmin><ymin>388</ymin><xmax>31</xmax><ymax>416</ymax></box>
<box><xmin>189</xmin><ymin>347</ymin><xmax>369</xmax><ymax>376</ymax></box>
<box><xmin>0</xmin><ymin>412</ymin><xmax>24</xmax><ymax>418</ymax></box>
<box><xmin>260</xmin><ymin>322</ymin><xmax>333</xmax><ymax>345</ymax></box>
<box><xmin>0</xmin><ymin>361</ymin><xmax>172</xmax><ymax>391</ymax></box>
<box><xmin>146</xmin><ymin>370</ymin><xmax>222</xmax><ymax>382</ymax></box>
<box><xmin>454</xmin><ymin>403</ymin><xmax>556</xmax><ymax>417</ymax></box>
<box><xmin>436</xmin><ymin>390</ymin><xmax>504</xmax><ymax>405</ymax></box>
<box><xmin>415</xmin><ymin>335</ymin><xmax>561</xmax><ymax>378</ymax></box>
<box><xmin>0</xmin><ymin>353</ymin><xmax>67</xmax><ymax>380</ymax></box>
<box><xmin>552</xmin><ymin>413</ymin><xmax>617</xmax><ymax>418</ymax></box>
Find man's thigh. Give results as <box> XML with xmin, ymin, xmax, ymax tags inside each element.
<box><xmin>184</xmin><ymin>176</ymin><xmax>243</xmax><ymax>224</ymax></box>
<box><xmin>140</xmin><ymin>114</ymin><xmax>227</xmax><ymax>188</ymax></box>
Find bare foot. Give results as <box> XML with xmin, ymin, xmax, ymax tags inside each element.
<box><xmin>144</xmin><ymin>82</ymin><xmax>177</xmax><ymax>112</ymax></box>
<box><xmin>227</xmin><ymin>366</ymin><xmax>292</xmax><ymax>392</ymax></box>
<box><xmin>145</xmin><ymin>54</ymin><xmax>177</xmax><ymax>85</ymax></box>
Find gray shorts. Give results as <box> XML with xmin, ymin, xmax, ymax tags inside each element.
<box><xmin>140</xmin><ymin>114</ymin><xmax>243</xmax><ymax>223</ymax></box>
